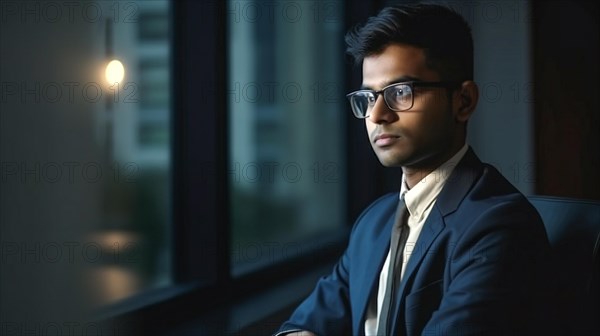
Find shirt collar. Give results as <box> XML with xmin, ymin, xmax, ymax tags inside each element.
<box><xmin>400</xmin><ymin>144</ymin><xmax>469</xmax><ymax>223</ymax></box>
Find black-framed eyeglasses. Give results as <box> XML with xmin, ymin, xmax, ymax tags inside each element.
<box><xmin>345</xmin><ymin>81</ymin><xmax>460</xmax><ymax>119</ymax></box>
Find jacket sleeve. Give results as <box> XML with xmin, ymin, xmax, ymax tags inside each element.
<box><xmin>274</xmin><ymin>248</ymin><xmax>352</xmax><ymax>336</ymax></box>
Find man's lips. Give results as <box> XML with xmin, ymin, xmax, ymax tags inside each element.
<box><xmin>373</xmin><ymin>134</ymin><xmax>401</xmax><ymax>146</ymax></box>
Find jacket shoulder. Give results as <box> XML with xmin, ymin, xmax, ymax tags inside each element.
<box><xmin>349</xmin><ymin>192</ymin><xmax>398</xmax><ymax>238</ymax></box>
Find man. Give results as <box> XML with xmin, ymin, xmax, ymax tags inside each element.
<box><xmin>276</xmin><ymin>4</ymin><xmax>552</xmax><ymax>336</ymax></box>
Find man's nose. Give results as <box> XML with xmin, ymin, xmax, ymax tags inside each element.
<box><xmin>368</xmin><ymin>95</ymin><xmax>396</xmax><ymax>124</ymax></box>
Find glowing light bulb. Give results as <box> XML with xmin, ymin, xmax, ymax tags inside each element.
<box><xmin>105</xmin><ymin>60</ymin><xmax>125</xmax><ymax>85</ymax></box>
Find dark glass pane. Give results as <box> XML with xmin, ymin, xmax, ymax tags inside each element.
<box><xmin>227</xmin><ymin>0</ymin><xmax>346</xmax><ymax>276</ymax></box>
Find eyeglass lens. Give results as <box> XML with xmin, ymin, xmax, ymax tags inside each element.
<box><xmin>350</xmin><ymin>83</ymin><xmax>413</xmax><ymax>117</ymax></box>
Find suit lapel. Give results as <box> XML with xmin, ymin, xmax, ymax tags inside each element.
<box><xmin>391</xmin><ymin>147</ymin><xmax>483</xmax><ymax>333</ymax></box>
<box><xmin>394</xmin><ymin>207</ymin><xmax>445</xmax><ymax>308</ymax></box>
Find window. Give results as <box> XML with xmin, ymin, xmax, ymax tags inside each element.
<box><xmin>94</xmin><ymin>0</ymin><xmax>359</xmax><ymax>331</ymax></box>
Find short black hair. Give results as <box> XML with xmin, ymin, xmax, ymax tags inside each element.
<box><xmin>345</xmin><ymin>3</ymin><xmax>474</xmax><ymax>81</ymax></box>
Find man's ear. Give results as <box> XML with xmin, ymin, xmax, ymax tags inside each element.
<box><xmin>453</xmin><ymin>80</ymin><xmax>478</xmax><ymax>122</ymax></box>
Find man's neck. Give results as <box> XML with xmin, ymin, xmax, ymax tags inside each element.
<box><xmin>402</xmin><ymin>142</ymin><xmax>466</xmax><ymax>189</ymax></box>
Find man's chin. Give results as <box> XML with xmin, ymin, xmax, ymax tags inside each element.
<box><xmin>379</xmin><ymin>161</ymin><xmax>404</xmax><ymax>168</ymax></box>
<box><xmin>376</xmin><ymin>153</ymin><xmax>407</xmax><ymax>168</ymax></box>
<box><xmin>372</xmin><ymin>144</ymin><xmax>411</xmax><ymax>167</ymax></box>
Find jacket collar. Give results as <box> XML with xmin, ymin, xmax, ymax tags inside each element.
<box><xmin>435</xmin><ymin>147</ymin><xmax>483</xmax><ymax>216</ymax></box>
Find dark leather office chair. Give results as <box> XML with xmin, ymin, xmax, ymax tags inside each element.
<box><xmin>528</xmin><ymin>195</ymin><xmax>600</xmax><ymax>335</ymax></box>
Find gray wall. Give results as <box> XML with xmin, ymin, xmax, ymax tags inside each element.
<box><xmin>464</xmin><ymin>0</ymin><xmax>535</xmax><ymax>194</ymax></box>
<box><xmin>1</xmin><ymin>2</ymin><xmax>108</xmax><ymax>332</ymax></box>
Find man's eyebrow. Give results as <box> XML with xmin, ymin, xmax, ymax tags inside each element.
<box><xmin>361</xmin><ymin>76</ymin><xmax>421</xmax><ymax>90</ymax></box>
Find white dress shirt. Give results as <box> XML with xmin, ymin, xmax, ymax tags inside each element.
<box><xmin>364</xmin><ymin>144</ymin><xmax>469</xmax><ymax>335</ymax></box>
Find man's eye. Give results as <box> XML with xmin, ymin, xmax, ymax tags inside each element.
<box><xmin>394</xmin><ymin>89</ymin><xmax>406</xmax><ymax>97</ymax></box>
<box><xmin>367</xmin><ymin>96</ymin><xmax>376</xmax><ymax>104</ymax></box>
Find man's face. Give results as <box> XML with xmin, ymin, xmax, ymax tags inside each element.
<box><xmin>362</xmin><ymin>43</ymin><xmax>459</xmax><ymax>168</ymax></box>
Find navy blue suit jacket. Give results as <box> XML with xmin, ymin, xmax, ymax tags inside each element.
<box><xmin>277</xmin><ymin>148</ymin><xmax>553</xmax><ymax>336</ymax></box>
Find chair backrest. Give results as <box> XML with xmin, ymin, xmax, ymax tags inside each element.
<box><xmin>527</xmin><ymin>195</ymin><xmax>600</xmax><ymax>335</ymax></box>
